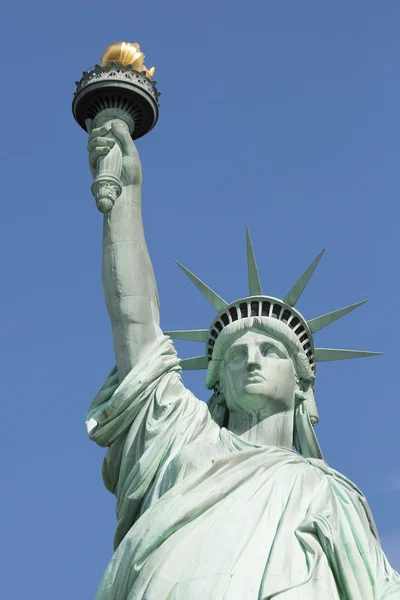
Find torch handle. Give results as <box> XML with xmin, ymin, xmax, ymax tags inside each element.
<box><xmin>90</xmin><ymin>110</ymin><xmax>135</xmax><ymax>213</ymax></box>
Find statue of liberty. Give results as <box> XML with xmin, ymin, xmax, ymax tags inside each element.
<box><xmin>78</xmin><ymin>43</ymin><xmax>400</xmax><ymax>599</ymax></box>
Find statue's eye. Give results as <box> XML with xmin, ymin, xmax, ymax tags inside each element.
<box><xmin>229</xmin><ymin>349</ymin><xmax>246</xmax><ymax>362</ymax></box>
<box><xmin>261</xmin><ymin>345</ymin><xmax>282</xmax><ymax>358</ymax></box>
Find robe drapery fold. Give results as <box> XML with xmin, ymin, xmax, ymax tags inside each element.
<box><xmin>87</xmin><ymin>336</ymin><xmax>400</xmax><ymax>599</ymax></box>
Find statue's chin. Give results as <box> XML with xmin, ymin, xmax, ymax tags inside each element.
<box><xmin>243</xmin><ymin>383</ymin><xmax>268</xmax><ymax>397</ymax></box>
<box><xmin>237</xmin><ymin>387</ymin><xmax>292</xmax><ymax>416</ymax></box>
<box><xmin>240</xmin><ymin>387</ymin><xmax>271</xmax><ymax>412</ymax></box>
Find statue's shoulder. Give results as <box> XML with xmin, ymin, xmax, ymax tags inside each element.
<box><xmin>305</xmin><ymin>457</ymin><xmax>379</xmax><ymax>536</ymax></box>
<box><xmin>302</xmin><ymin>458</ymin><xmax>365</xmax><ymax>503</ymax></box>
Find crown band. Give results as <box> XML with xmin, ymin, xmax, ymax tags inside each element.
<box><xmin>208</xmin><ymin>295</ymin><xmax>315</xmax><ymax>371</ymax></box>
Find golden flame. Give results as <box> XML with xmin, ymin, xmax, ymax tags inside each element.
<box><xmin>101</xmin><ymin>42</ymin><xmax>155</xmax><ymax>79</ymax></box>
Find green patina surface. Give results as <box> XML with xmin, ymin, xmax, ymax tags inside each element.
<box><xmin>82</xmin><ymin>106</ymin><xmax>399</xmax><ymax>600</ymax></box>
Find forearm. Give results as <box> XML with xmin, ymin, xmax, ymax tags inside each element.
<box><xmin>102</xmin><ymin>182</ymin><xmax>162</xmax><ymax>381</ymax></box>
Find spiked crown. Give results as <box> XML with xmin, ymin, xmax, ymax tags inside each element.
<box><xmin>166</xmin><ymin>228</ymin><xmax>380</xmax><ymax>384</ymax></box>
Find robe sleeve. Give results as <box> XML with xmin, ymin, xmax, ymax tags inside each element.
<box><xmin>362</xmin><ymin>501</ymin><xmax>400</xmax><ymax>599</ymax></box>
<box><xmin>86</xmin><ymin>335</ymin><xmax>214</xmax><ymax>548</ymax></box>
<box><xmin>333</xmin><ymin>469</ymin><xmax>400</xmax><ymax>599</ymax></box>
<box><xmin>307</xmin><ymin>459</ymin><xmax>400</xmax><ymax>599</ymax></box>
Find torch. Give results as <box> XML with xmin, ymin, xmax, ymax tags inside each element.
<box><xmin>72</xmin><ymin>42</ymin><xmax>160</xmax><ymax>213</ymax></box>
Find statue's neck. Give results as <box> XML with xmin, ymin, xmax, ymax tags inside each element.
<box><xmin>227</xmin><ymin>409</ymin><xmax>294</xmax><ymax>448</ymax></box>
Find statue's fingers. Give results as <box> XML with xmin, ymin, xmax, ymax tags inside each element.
<box><xmin>85</xmin><ymin>118</ymin><xmax>93</xmax><ymax>135</ymax></box>
<box><xmin>87</xmin><ymin>137</ymin><xmax>115</xmax><ymax>153</ymax></box>
<box><xmin>89</xmin><ymin>147</ymin><xmax>110</xmax><ymax>170</ymax></box>
<box><xmin>88</xmin><ymin>124</ymin><xmax>111</xmax><ymax>144</ymax></box>
<box><xmin>111</xmin><ymin>122</ymin><xmax>134</xmax><ymax>156</ymax></box>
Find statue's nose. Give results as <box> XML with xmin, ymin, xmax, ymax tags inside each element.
<box><xmin>247</xmin><ymin>362</ymin><xmax>261</xmax><ymax>372</ymax></box>
<box><xmin>246</xmin><ymin>348</ymin><xmax>262</xmax><ymax>371</ymax></box>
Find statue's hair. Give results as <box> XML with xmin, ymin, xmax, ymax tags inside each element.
<box><xmin>205</xmin><ymin>317</ymin><xmax>320</xmax><ymax>438</ymax></box>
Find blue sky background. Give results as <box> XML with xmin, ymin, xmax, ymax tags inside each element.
<box><xmin>1</xmin><ymin>1</ymin><xmax>399</xmax><ymax>597</ymax></box>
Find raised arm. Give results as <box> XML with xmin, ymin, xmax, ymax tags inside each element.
<box><xmin>88</xmin><ymin>120</ymin><xmax>163</xmax><ymax>381</ymax></box>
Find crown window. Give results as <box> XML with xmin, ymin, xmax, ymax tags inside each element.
<box><xmin>240</xmin><ymin>303</ymin><xmax>248</xmax><ymax>318</ymax></box>
<box><xmin>261</xmin><ymin>301</ymin><xmax>270</xmax><ymax>316</ymax></box>
<box><xmin>251</xmin><ymin>301</ymin><xmax>259</xmax><ymax>316</ymax></box>
<box><xmin>272</xmin><ymin>304</ymin><xmax>282</xmax><ymax>319</ymax></box>
<box><xmin>229</xmin><ymin>307</ymin><xmax>238</xmax><ymax>321</ymax></box>
<box><xmin>221</xmin><ymin>313</ymin><xmax>229</xmax><ymax>326</ymax></box>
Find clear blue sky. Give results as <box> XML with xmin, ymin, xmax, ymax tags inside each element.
<box><xmin>1</xmin><ymin>1</ymin><xmax>399</xmax><ymax>597</ymax></box>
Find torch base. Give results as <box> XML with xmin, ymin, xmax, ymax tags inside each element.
<box><xmin>73</xmin><ymin>64</ymin><xmax>160</xmax><ymax>141</ymax></box>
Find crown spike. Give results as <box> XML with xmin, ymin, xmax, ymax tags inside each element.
<box><xmin>308</xmin><ymin>300</ymin><xmax>368</xmax><ymax>334</ymax></box>
<box><xmin>175</xmin><ymin>260</ymin><xmax>228</xmax><ymax>313</ymax></box>
<box><xmin>165</xmin><ymin>330</ymin><xmax>208</xmax><ymax>342</ymax></box>
<box><xmin>316</xmin><ymin>348</ymin><xmax>382</xmax><ymax>362</ymax></box>
<box><xmin>180</xmin><ymin>356</ymin><xmax>209</xmax><ymax>370</ymax></box>
<box><xmin>246</xmin><ymin>227</ymin><xmax>263</xmax><ymax>296</ymax></box>
<box><xmin>283</xmin><ymin>249</ymin><xmax>325</xmax><ymax>307</ymax></box>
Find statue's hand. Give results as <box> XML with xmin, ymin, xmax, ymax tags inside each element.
<box><xmin>87</xmin><ymin>120</ymin><xmax>142</xmax><ymax>187</ymax></box>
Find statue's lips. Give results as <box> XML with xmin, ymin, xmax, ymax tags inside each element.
<box><xmin>245</xmin><ymin>374</ymin><xmax>265</xmax><ymax>383</ymax></box>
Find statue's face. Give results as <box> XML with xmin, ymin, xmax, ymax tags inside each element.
<box><xmin>221</xmin><ymin>329</ymin><xmax>297</xmax><ymax>415</ymax></box>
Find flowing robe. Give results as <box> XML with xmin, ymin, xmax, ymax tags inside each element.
<box><xmin>87</xmin><ymin>336</ymin><xmax>400</xmax><ymax>599</ymax></box>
